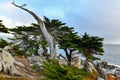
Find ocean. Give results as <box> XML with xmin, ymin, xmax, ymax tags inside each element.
<box><xmin>99</xmin><ymin>44</ymin><xmax>120</xmax><ymax>66</ymax></box>
<box><xmin>57</xmin><ymin>44</ymin><xmax>120</xmax><ymax>66</ymax></box>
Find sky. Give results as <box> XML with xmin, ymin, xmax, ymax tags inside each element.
<box><xmin>0</xmin><ymin>0</ymin><xmax>120</xmax><ymax>44</ymax></box>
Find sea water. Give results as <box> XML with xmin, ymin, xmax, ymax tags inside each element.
<box><xmin>57</xmin><ymin>44</ymin><xmax>120</xmax><ymax>66</ymax></box>
<box><xmin>99</xmin><ymin>44</ymin><xmax>120</xmax><ymax>66</ymax></box>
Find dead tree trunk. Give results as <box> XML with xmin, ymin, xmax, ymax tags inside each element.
<box><xmin>12</xmin><ymin>2</ymin><xmax>56</xmax><ymax>59</ymax></box>
<box><xmin>0</xmin><ymin>46</ymin><xmax>24</xmax><ymax>76</ymax></box>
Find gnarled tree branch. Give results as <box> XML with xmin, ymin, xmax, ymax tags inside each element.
<box><xmin>12</xmin><ymin>2</ymin><xmax>57</xmax><ymax>59</ymax></box>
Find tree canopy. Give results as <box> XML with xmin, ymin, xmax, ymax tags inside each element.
<box><xmin>9</xmin><ymin>16</ymin><xmax>74</xmax><ymax>56</ymax></box>
<box><xmin>0</xmin><ymin>16</ymin><xmax>104</xmax><ymax>61</ymax></box>
<box><xmin>79</xmin><ymin>32</ymin><xmax>104</xmax><ymax>60</ymax></box>
<box><xmin>0</xmin><ymin>20</ymin><xmax>9</xmax><ymax>33</ymax></box>
<box><xmin>9</xmin><ymin>23</ymin><xmax>42</xmax><ymax>56</ymax></box>
<box><xmin>0</xmin><ymin>38</ymin><xmax>9</xmax><ymax>48</ymax></box>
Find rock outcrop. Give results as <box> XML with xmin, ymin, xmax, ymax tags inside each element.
<box><xmin>0</xmin><ymin>46</ymin><xmax>24</xmax><ymax>76</ymax></box>
<box><xmin>85</xmin><ymin>60</ymin><xmax>97</xmax><ymax>73</ymax></box>
<box><xmin>27</xmin><ymin>55</ymin><xmax>46</xmax><ymax>66</ymax></box>
<box><xmin>71</xmin><ymin>54</ymin><xmax>83</xmax><ymax>69</ymax></box>
<box><xmin>96</xmin><ymin>62</ymin><xmax>107</xmax><ymax>80</ymax></box>
<box><xmin>114</xmin><ymin>68</ymin><xmax>120</xmax><ymax>78</ymax></box>
<box><xmin>95</xmin><ymin>61</ymin><xmax>120</xmax><ymax>80</ymax></box>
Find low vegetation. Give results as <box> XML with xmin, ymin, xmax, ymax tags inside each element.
<box><xmin>42</xmin><ymin>60</ymin><xmax>88</xmax><ymax>80</ymax></box>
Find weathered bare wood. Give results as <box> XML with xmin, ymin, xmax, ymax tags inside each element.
<box><xmin>12</xmin><ymin>2</ymin><xmax>57</xmax><ymax>59</ymax></box>
<box><xmin>0</xmin><ymin>46</ymin><xmax>22</xmax><ymax>76</ymax></box>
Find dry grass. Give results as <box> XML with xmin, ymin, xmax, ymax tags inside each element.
<box><xmin>0</xmin><ymin>56</ymin><xmax>42</xmax><ymax>80</ymax></box>
<box><xmin>82</xmin><ymin>69</ymin><xmax>98</xmax><ymax>80</ymax></box>
<box><xmin>0</xmin><ymin>76</ymin><xmax>27</xmax><ymax>80</ymax></box>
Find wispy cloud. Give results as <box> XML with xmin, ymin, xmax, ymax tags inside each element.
<box><xmin>1</xmin><ymin>0</ymin><xmax>120</xmax><ymax>43</ymax></box>
<box><xmin>0</xmin><ymin>1</ymin><xmax>35</xmax><ymax>27</ymax></box>
<box><xmin>0</xmin><ymin>16</ymin><xmax>13</xmax><ymax>28</ymax></box>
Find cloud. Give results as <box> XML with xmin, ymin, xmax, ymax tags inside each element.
<box><xmin>0</xmin><ymin>1</ymin><xmax>35</xmax><ymax>27</ymax></box>
<box><xmin>0</xmin><ymin>1</ymin><xmax>15</xmax><ymax>12</ymax></box>
<box><xmin>60</xmin><ymin>0</ymin><xmax>120</xmax><ymax>44</ymax></box>
<box><xmin>0</xmin><ymin>16</ymin><xmax>13</xmax><ymax>28</ymax></box>
<box><xmin>0</xmin><ymin>33</ymin><xmax>13</xmax><ymax>42</ymax></box>
<box><xmin>1</xmin><ymin>0</ymin><xmax>120</xmax><ymax>44</ymax></box>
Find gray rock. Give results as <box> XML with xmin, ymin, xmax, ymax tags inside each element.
<box><xmin>96</xmin><ymin>62</ymin><xmax>107</xmax><ymax>80</ymax></box>
<box><xmin>27</xmin><ymin>56</ymin><xmax>46</xmax><ymax>66</ymax></box>
<box><xmin>85</xmin><ymin>60</ymin><xmax>97</xmax><ymax>73</ymax></box>
<box><xmin>97</xmin><ymin>76</ymin><xmax>104</xmax><ymax>80</ymax></box>
<box><xmin>101</xmin><ymin>61</ymin><xmax>116</xmax><ymax>69</ymax></box>
<box><xmin>114</xmin><ymin>68</ymin><xmax>120</xmax><ymax>78</ymax></box>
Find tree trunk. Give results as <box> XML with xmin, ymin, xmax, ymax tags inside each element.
<box><xmin>12</xmin><ymin>2</ymin><xmax>57</xmax><ymax>59</ymax></box>
<box><xmin>64</xmin><ymin>49</ymin><xmax>70</xmax><ymax>66</ymax></box>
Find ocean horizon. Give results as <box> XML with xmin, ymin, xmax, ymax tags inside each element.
<box><xmin>98</xmin><ymin>44</ymin><xmax>120</xmax><ymax>66</ymax></box>
<box><xmin>57</xmin><ymin>44</ymin><xmax>120</xmax><ymax>67</ymax></box>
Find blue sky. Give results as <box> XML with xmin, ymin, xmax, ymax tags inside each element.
<box><xmin>0</xmin><ymin>0</ymin><xmax>120</xmax><ymax>44</ymax></box>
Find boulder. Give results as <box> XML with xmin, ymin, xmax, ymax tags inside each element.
<box><xmin>58</xmin><ymin>54</ymin><xmax>83</xmax><ymax>69</ymax></box>
<box><xmin>114</xmin><ymin>68</ymin><xmax>120</xmax><ymax>78</ymax></box>
<box><xmin>101</xmin><ymin>61</ymin><xmax>108</xmax><ymax>68</ymax></box>
<box><xmin>71</xmin><ymin>54</ymin><xmax>83</xmax><ymax>69</ymax></box>
<box><xmin>85</xmin><ymin>60</ymin><xmax>97</xmax><ymax>73</ymax></box>
<box><xmin>96</xmin><ymin>62</ymin><xmax>107</xmax><ymax>80</ymax></box>
<box><xmin>27</xmin><ymin>56</ymin><xmax>46</xmax><ymax>66</ymax></box>
<box><xmin>58</xmin><ymin>58</ymin><xmax>67</xmax><ymax>65</ymax></box>
<box><xmin>101</xmin><ymin>61</ymin><xmax>116</xmax><ymax>69</ymax></box>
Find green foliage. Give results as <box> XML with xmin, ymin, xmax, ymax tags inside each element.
<box><xmin>80</xmin><ymin>33</ymin><xmax>104</xmax><ymax>52</ymax></box>
<box><xmin>44</xmin><ymin>16</ymin><xmax>65</xmax><ymax>29</ymax></box>
<box><xmin>31</xmin><ymin>64</ymin><xmax>42</xmax><ymax>74</ymax></box>
<box><xmin>42</xmin><ymin>60</ymin><xmax>88</xmax><ymax>80</ymax></box>
<box><xmin>9</xmin><ymin>23</ymin><xmax>41</xmax><ymax>34</ymax></box>
<box><xmin>41</xmin><ymin>40</ymin><xmax>47</xmax><ymax>48</ymax></box>
<box><xmin>12</xmin><ymin>45</ymin><xmax>26</xmax><ymax>56</ymax></box>
<box><xmin>78</xmin><ymin>32</ymin><xmax>104</xmax><ymax>60</ymax></box>
<box><xmin>0</xmin><ymin>20</ymin><xmax>9</xmax><ymax>33</ymax></box>
<box><xmin>58</xmin><ymin>31</ymin><xmax>104</xmax><ymax>62</ymax></box>
<box><xmin>9</xmin><ymin>24</ymin><xmax>42</xmax><ymax>56</ymax></box>
<box><xmin>9</xmin><ymin>16</ymin><xmax>67</xmax><ymax>56</ymax></box>
<box><xmin>86</xmin><ymin>55</ymin><xmax>101</xmax><ymax>60</ymax></box>
<box><xmin>0</xmin><ymin>38</ymin><xmax>9</xmax><ymax>48</ymax></box>
<box><xmin>44</xmin><ymin>16</ymin><xmax>67</xmax><ymax>42</ymax></box>
<box><xmin>58</xmin><ymin>27</ymin><xmax>81</xmax><ymax>65</ymax></box>
<box><xmin>8</xmin><ymin>16</ymin><xmax>104</xmax><ymax>61</ymax></box>
<box><xmin>58</xmin><ymin>31</ymin><xmax>80</xmax><ymax>50</ymax></box>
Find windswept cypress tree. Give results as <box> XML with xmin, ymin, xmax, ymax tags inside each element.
<box><xmin>78</xmin><ymin>32</ymin><xmax>104</xmax><ymax>60</ymax></box>
<box><xmin>9</xmin><ymin>24</ymin><xmax>43</xmax><ymax>56</ymax></box>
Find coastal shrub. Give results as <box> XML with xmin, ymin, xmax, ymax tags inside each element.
<box><xmin>0</xmin><ymin>38</ymin><xmax>9</xmax><ymax>48</ymax></box>
<box><xmin>42</xmin><ymin>60</ymin><xmax>88</xmax><ymax>80</ymax></box>
<box><xmin>31</xmin><ymin>64</ymin><xmax>42</xmax><ymax>73</ymax></box>
<box><xmin>0</xmin><ymin>20</ymin><xmax>9</xmax><ymax>33</ymax></box>
<box><xmin>12</xmin><ymin>45</ymin><xmax>26</xmax><ymax>56</ymax></box>
<box><xmin>86</xmin><ymin>55</ymin><xmax>101</xmax><ymax>60</ymax></box>
<box><xmin>79</xmin><ymin>32</ymin><xmax>104</xmax><ymax>60</ymax></box>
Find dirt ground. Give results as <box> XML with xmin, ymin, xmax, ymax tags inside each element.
<box><xmin>0</xmin><ymin>56</ymin><xmax>43</xmax><ymax>80</ymax></box>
